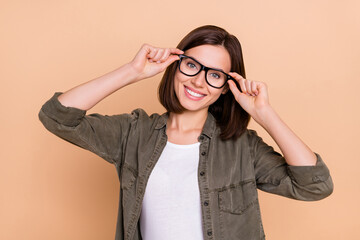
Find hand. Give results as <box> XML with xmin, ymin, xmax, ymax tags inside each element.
<box><xmin>227</xmin><ymin>72</ymin><xmax>271</xmax><ymax>123</ymax></box>
<box><xmin>129</xmin><ymin>44</ymin><xmax>184</xmax><ymax>82</ymax></box>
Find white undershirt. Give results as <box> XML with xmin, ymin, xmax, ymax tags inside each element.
<box><xmin>140</xmin><ymin>141</ymin><xmax>204</xmax><ymax>240</ymax></box>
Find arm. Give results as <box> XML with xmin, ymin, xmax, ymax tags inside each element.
<box><xmin>58</xmin><ymin>44</ymin><xmax>183</xmax><ymax>110</ymax></box>
<box><xmin>228</xmin><ymin>73</ymin><xmax>333</xmax><ymax>200</ymax></box>
<box><xmin>252</xmin><ymin>105</ymin><xmax>316</xmax><ymax>166</ymax></box>
<box><xmin>247</xmin><ymin>129</ymin><xmax>333</xmax><ymax>200</ymax></box>
<box><xmin>39</xmin><ymin>44</ymin><xmax>183</xmax><ymax>164</ymax></box>
<box><xmin>228</xmin><ymin>73</ymin><xmax>316</xmax><ymax>166</ymax></box>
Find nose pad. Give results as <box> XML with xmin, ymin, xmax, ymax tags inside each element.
<box><xmin>191</xmin><ymin>70</ymin><xmax>206</xmax><ymax>87</ymax></box>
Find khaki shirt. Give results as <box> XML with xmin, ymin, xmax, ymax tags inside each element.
<box><xmin>39</xmin><ymin>92</ymin><xmax>333</xmax><ymax>240</ymax></box>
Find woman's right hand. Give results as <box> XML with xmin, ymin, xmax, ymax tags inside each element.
<box><xmin>129</xmin><ymin>44</ymin><xmax>184</xmax><ymax>82</ymax></box>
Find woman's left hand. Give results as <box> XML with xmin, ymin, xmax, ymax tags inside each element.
<box><xmin>227</xmin><ymin>72</ymin><xmax>271</xmax><ymax>123</ymax></box>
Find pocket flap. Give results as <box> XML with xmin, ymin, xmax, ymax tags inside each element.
<box><xmin>218</xmin><ymin>180</ymin><xmax>258</xmax><ymax>215</ymax></box>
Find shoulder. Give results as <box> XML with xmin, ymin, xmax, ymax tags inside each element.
<box><xmin>223</xmin><ymin>129</ymin><xmax>264</xmax><ymax>151</ymax></box>
<box><xmin>129</xmin><ymin>108</ymin><xmax>163</xmax><ymax>121</ymax></box>
<box><xmin>228</xmin><ymin>128</ymin><xmax>260</xmax><ymax>143</ymax></box>
<box><xmin>243</xmin><ymin>129</ymin><xmax>262</xmax><ymax>142</ymax></box>
<box><xmin>213</xmin><ymin>128</ymin><xmax>260</xmax><ymax>148</ymax></box>
<box><xmin>244</xmin><ymin>128</ymin><xmax>259</xmax><ymax>137</ymax></box>
<box><xmin>127</xmin><ymin>108</ymin><xmax>166</xmax><ymax>130</ymax></box>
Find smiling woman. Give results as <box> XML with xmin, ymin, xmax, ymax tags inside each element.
<box><xmin>159</xmin><ymin>26</ymin><xmax>249</xmax><ymax>140</ymax></box>
<box><xmin>38</xmin><ymin>25</ymin><xmax>333</xmax><ymax>240</ymax></box>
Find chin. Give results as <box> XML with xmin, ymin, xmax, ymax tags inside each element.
<box><xmin>178</xmin><ymin>99</ymin><xmax>210</xmax><ymax>113</ymax></box>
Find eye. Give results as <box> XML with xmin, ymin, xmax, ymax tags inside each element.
<box><xmin>186</xmin><ymin>62</ymin><xmax>197</xmax><ymax>69</ymax></box>
<box><xmin>209</xmin><ymin>72</ymin><xmax>220</xmax><ymax>79</ymax></box>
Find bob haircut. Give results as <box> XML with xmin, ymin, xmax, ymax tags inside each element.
<box><xmin>158</xmin><ymin>25</ymin><xmax>250</xmax><ymax>140</ymax></box>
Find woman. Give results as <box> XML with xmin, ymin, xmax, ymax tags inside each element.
<box><xmin>39</xmin><ymin>25</ymin><xmax>333</xmax><ymax>240</ymax></box>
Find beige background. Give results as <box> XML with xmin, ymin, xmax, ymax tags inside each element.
<box><xmin>1</xmin><ymin>0</ymin><xmax>359</xmax><ymax>239</ymax></box>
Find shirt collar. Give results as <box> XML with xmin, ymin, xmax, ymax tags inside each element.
<box><xmin>155</xmin><ymin>112</ymin><xmax>169</xmax><ymax>130</ymax></box>
<box><xmin>155</xmin><ymin>111</ymin><xmax>217</xmax><ymax>139</ymax></box>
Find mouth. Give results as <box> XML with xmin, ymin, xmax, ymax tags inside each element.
<box><xmin>184</xmin><ymin>85</ymin><xmax>206</xmax><ymax>101</ymax></box>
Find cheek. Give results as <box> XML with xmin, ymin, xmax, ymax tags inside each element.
<box><xmin>173</xmin><ymin>72</ymin><xmax>190</xmax><ymax>96</ymax></box>
<box><xmin>174</xmin><ymin>71</ymin><xmax>188</xmax><ymax>84</ymax></box>
<box><xmin>209</xmin><ymin>86</ymin><xmax>224</xmax><ymax>96</ymax></box>
<box><xmin>209</xmin><ymin>89</ymin><xmax>225</xmax><ymax>102</ymax></box>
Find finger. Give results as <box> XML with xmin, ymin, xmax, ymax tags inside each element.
<box><xmin>169</xmin><ymin>48</ymin><xmax>184</xmax><ymax>55</ymax></box>
<box><xmin>159</xmin><ymin>48</ymin><xmax>171</xmax><ymax>62</ymax></box>
<box><xmin>136</xmin><ymin>44</ymin><xmax>154</xmax><ymax>61</ymax></box>
<box><xmin>156</xmin><ymin>48</ymin><xmax>182</xmax><ymax>63</ymax></box>
<box><xmin>227</xmin><ymin>80</ymin><xmax>243</xmax><ymax>102</ymax></box>
<box><xmin>228</xmin><ymin>72</ymin><xmax>244</xmax><ymax>93</ymax></box>
<box><xmin>251</xmin><ymin>80</ymin><xmax>259</xmax><ymax>95</ymax></box>
<box><xmin>245</xmin><ymin>79</ymin><xmax>254</xmax><ymax>96</ymax></box>
<box><xmin>147</xmin><ymin>48</ymin><xmax>159</xmax><ymax>61</ymax></box>
<box><xmin>229</xmin><ymin>72</ymin><xmax>247</xmax><ymax>93</ymax></box>
<box><xmin>152</xmin><ymin>49</ymin><xmax>165</xmax><ymax>62</ymax></box>
<box><xmin>158</xmin><ymin>54</ymin><xmax>181</xmax><ymax>70</ymax></box>
<box><xmin>238</xmin><ymin>77</ymin><xmax>247</xmax><ymax>94</ymax></box>
<box><xmin>141</xmin><ymin>43</ymin><xmax>153</xmax><ymax>53</ymax></box>
<box><xmin>227</xmin><ymin>80</ymin><xmax>239</xmax><ymax>94</ymax></box>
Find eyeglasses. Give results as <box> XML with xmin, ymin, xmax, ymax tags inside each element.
<box><xmin>177</xmin><ymin>54</ymin><xmax>235</xmax><ymax>89</ymax></box>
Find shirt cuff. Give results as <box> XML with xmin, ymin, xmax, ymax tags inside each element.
<box><xmin>286</xmin><ymin>153</ymin><xmax>331</xmax><ymax>186</ymax></box>
<box><xmin>40</xmin><ymin>92</ymin><xmax>87</xmax><ymax>127</ymax></box>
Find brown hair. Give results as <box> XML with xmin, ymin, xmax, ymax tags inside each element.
<box><xmin>158</xmin><ymin>25</ymin><xmax>250</xmax><ymax>140</ymax></box>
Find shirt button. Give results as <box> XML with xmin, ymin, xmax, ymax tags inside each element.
<box><xmin>200</xmin><ymin>171</ymin><xmax>205</xmax><ymax>176</ymax></box>
<box><xmin>204</xmin><ymin>201</ymin><xmax>209</xmax><ymax>206</ymax></box>
<box><xmin>207</xmin><ymin>230</ymin><xmax>212</xmax><ymax>236</ymax></box>
<box><xmin>312</xmin><ymin>176</ymin><xmax>322</xmax><ymax>182</ymax></box>
<box><xmin>201</xmin><ymin>151</ymin><xmax>206</xmax><ymax>156</ymax></box>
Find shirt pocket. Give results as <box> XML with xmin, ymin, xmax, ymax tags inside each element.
<box><xmin>218</xmin><ymin>179</ymin><xmax>258</xmax><ymax>215</ymax></box>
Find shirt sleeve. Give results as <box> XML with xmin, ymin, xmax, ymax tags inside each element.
<box><xmin>248</xmin><ymin>130</ymin><xmax>334</xmax><ymax>201</ymax></box>
<box><xmin>38</xmin><ymin>92</ymin><xmax>137</xmax><ymax>166</ymax></box>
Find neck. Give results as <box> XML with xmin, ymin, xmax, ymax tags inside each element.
<box><xmin>167</xmin><ymin>108</ymin><xmax>208</xmax><ymax>132</ymax></box>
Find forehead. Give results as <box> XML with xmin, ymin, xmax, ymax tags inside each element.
<box><xmin>184</xmin><ymin>45</ymin><xmax>231</xmax><ymax>72</ymax></box>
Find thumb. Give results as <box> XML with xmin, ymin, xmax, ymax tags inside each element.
<box><xmin>228</xmin><ymin>80</ymin><xmax>242</xmax><ymax>99</ymax></box>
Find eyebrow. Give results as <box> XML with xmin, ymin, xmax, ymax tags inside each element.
<box><xmin>186</xmin><ymin>54</ymin><xmax>227</xmax><ymax>73</ymax></box>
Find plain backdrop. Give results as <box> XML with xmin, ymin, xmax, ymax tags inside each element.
<box><xmin>1</xmin><ymin>0</ymin><xmax>359</xmax><ymax>239</ymax></box>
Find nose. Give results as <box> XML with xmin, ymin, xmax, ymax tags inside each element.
<box><xmin>191</xmin><ymin>70</ymin><xmax>206</xmax><ymax>88</ymax></box>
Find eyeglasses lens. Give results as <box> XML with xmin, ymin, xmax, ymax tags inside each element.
<box><xmin>179</xmin><ymin>56</ymin><xmax>226</xmax><ymax>88</ymax></box>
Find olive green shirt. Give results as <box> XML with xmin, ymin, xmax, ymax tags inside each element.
<box><xmin>38</xmin><ymin>92</ymin><xmax>333</xmax><ymax>240</ymax></box>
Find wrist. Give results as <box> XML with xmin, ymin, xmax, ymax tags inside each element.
<box><xmin>253</xmin><ymin>104</ymin><xmax>276</xmax><ymax>129</ymax></box>
<box><xmin>117</xmin><ymin>63</ymin><xmax>143</xmax><ymax>84</ymax></box>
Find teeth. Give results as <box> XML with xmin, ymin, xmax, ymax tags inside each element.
<box><xmin>185</xmin><ymin>87</ymin><xmax>205</xmax><ymax>98</ymax></box>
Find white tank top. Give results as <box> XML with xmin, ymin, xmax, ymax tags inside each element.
<box><xmin>140</xmin><ymin>141</ymin><xmax>204</xmax><ymax>240</ymax></box>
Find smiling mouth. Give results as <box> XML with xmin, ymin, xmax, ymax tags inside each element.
<box><xmin>184</xmin><ymin>86</ymin><xmax>206</xmax><ymax>99</ymax></box>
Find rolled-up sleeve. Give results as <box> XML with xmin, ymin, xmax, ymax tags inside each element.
<box><xmin>38</xmin><ymin>92</ymin><xmax>136</xmax><ymax>166</ymax></box>
<box><xmin>249</xmin><ymin>130</ymin><xmax>334</xmax><ymax>201</ymax></box>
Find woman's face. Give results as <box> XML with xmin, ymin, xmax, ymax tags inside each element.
<box><xmin>174</xmin><ymin>44</ymin><xmax>231</xmax><ymax>113</ymax></box>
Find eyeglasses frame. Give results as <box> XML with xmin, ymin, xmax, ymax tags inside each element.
<box><xmin>177</xmin><ymin>54</ymin><xmax>235</xmax><ymax>89</ymax></box>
